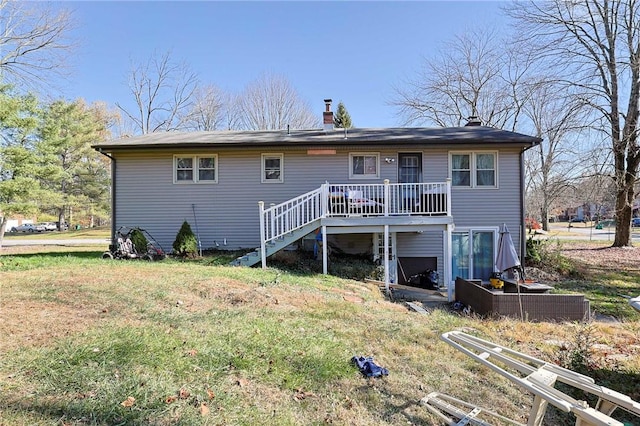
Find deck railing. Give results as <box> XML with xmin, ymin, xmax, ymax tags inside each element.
<box><xmin>259</xmin><ymin>180</ymin><xmax>451</xmax><ymax>246</ymax></box>
<box><xmin>325</xmin><ymin>181</ymin><xmax>450</xmax><ymax>217</ymax></box>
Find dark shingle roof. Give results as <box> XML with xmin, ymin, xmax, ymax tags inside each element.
<box><xmin>93</xmin><ymin>126</ymin><xmax>542</xmax><ymax>150</ymax></box>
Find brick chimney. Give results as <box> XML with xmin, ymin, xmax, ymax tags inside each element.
<box><xmin>323</xmin><ymin>99</ymin><xmax>333</xmax><ymax>131</ymax></box>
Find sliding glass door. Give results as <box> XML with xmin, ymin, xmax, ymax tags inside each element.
<box><xmin>451</xmin><ymin>229</ymin><xmax>496</xmax><ymax>282</ymax></box>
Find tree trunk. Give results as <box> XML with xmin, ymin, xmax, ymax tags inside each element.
<box><xmin>58</xmin><ymin>208</ymin><xmax>66</xmax><ymax>231</ymax></box>
<box><xmin>541</xmin><ymin>208</ymin><xmax>550</xmax><ymax>233</ymax></box>
<box><xmin>613</xmin><ymin>183</ymin><xmax>635</xmax><ymax>247</ymax></box>
<box><xmin>0</xmin><ymin>216</ymin><xmax>6</xmax><ymax>248</ymax></box>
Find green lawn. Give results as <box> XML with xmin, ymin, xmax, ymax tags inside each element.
<box><xmin>0</xmin><ymin>247</ymin><xmax>638</xmax><ymax>425</ymax></box>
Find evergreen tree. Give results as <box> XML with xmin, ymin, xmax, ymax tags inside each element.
<box><xmin>37</xmin><ymin>99</ymin><xmax>113</xmax><ymax>228</ymax></box>
<box><xmin>173</xmin><ymin>220</ymin><xmax>198</xmax><ymax>257</ymax></box>
<box><xmin>0</xmin><ymin>85</ymin><xmax>42</xmax><ymax>246</ymax></box>
<box><xmin>333</xmin><ymin>101</ymin><xmax>353</xmax><ymax>128</ymax></box>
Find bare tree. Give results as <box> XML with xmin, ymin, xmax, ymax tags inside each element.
<box><xmin>238</xmin><ymin>73</ymin><xmax>319</xmax><ymax>130</ymax></box>
<box><xmin>524</xmin><ymin>83</ymin><xmax>589</xmax><ymax>230</ymax></box>
<box><xmin>116</xmin><ymin>51</ymin><xmax>199</xmax><ymax>134</ymax></box>
<box><xmin>185</xmin><ymin>84</ymin><xmax>227</xmax><ymax>131</ymax></box>
<box><xmin>507</xmin><ymin>0</ymin><xmax>640</xmax><ymax>247</ymax></box>
<box><xmin>223</xmin><ymin>93</ymin><xmax>244</xmax><ymax>131</ymax></box>
<box><xmin>0</xmin><ymin>0</ymin><xmax>74</xmax><ymax>89</ymax></box>
<box><xmin>392</xmin><ymin>28</ymin><xmax>535</xmax><ymax>130</ymax></box>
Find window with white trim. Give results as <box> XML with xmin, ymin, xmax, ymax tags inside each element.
<box><xmin>174</xmin><ymin>154</ymin><xmax>217</xmax><ymax>183</ymax></box>
<box><xmin>450</xmin><ymin>152</ymin><xmax>497</xmax><ymax>187</ymax></box>
<box><xmin>349</xmin><ymin>153</ymin><xmax>379</xmax><ymax>179</ymax></box>
<box><xmin>262</xmin><ymin>153</ymin><xmax>283</xmax><ymax>183</ymax></box>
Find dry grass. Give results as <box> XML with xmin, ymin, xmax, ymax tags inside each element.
<box><xmin>0</xmin><ymin>243</ymin><xmax>639</xmax><ymax>425</ymax></box>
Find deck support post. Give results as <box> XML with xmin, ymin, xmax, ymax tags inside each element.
<box><xmin>259</xmin><ymin>201</ymin><xmax>267</xmax><ymax>269</ymax></box>
<box><xmin>322</xmin><ymin>225</ymin><xmax>328</xmax><ymax>274</ymax></box>
<box><xmin>384</xmin><ymin>224</ymin><xmax>390</xmax><ymax>295</ymax></box>
<box><xmin>445</xmin><ymin>223</ymin><xmax>453</xmax><ymax>301</ymax></box>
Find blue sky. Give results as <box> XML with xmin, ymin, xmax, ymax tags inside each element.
<box><xmin>58</xmin><ymin>1</ymin><xmax>507</xmax><ymax>129</ymax></box>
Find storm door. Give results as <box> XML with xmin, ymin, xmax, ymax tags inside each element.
<box><xmin>398</xmin><ymin>153</ymin><xmax>422</xmax><ymax>184</ymax></box>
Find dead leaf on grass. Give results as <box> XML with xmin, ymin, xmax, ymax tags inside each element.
<box><xmin>120</xmin><ymin>396</ymin><xmax>135</xmax><ymax>407</ymax></box>
<box><xmin>236</xmin><ymin>378</ymin><xmax>249</xmax><ymax>387</ymax></box>
<box><xmin>207</xmin><ymin>388</ymin><xmax>215</xmax><ymax>400</ymax></box>
<box><xmin>200</xmin><ymin>403</ymin><xmax>210</xmax><ymax>416</ymax></box>
<box><xmin>165</xmin><ymin>395</ymin><xmax>177</xmax><ymax>404</ymax></box>
<box><xmin>186</xmin><ymin>349</ymin><xmax>198</xmax><ymax>356</ymax></box>
<box><xmin>293</xmin><ymin>388</ymin><xmax>316</xmax><ymax>401</ymax></box>
<box><xmin>179</xmin><ymin>388</ymin><xmax>190</xmax><ymax>399</ymax></box>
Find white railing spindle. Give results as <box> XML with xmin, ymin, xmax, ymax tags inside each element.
<box><xmin>260</xmin><ymin>181</ymin><xmax>450</xmax><ymax>247</ymax></box>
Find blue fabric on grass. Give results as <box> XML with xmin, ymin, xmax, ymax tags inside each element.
<box><xmin>351</xmin><ymin>356</ymin><xmax>389</xmax><ymax>378</ymax></box>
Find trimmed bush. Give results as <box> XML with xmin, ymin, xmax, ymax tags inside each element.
<box><xmin>172</xmin><ymin>221</ymin><xmax>199</xmax><ymax>257</ymax></box>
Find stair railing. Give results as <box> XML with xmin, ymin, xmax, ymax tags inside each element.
<box><xmin>257</xmin><ymin>181</ymin><xmax>452</xmax><ymax>268</ymax></box>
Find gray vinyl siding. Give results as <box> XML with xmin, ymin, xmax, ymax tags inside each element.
<box><xmin>449</xmin><ymin>148</ymin><xmax>523</xmax><ymax>250</ymax></box>
<box><xmin>112</xmin><ymin>145</ymin><xmax>524</xmax><ymax>254</ymax></box>
<box><xmin>114</xmin><ymin>146</ymin><xmax>405</xmax><ymax>251</ymax></box>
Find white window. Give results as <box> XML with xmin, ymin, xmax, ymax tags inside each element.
<box><xmin>450</xmin><ymin>152</ymin><xmax>497</xmax><ymax>188</ymax></box>
<box><xmin>174</xmin><ymin>154</ymin><xmax>217</xmax><ymax>183</ymax></box>
<box><xmin>262</xmin><ymin>153</ymin><xmax>284</xmax><ymax>183</ymax></box>
<box><xmin>349</xmin><ymin>153</ymin><xmax>379</xmax><ymax>179</ymax></box>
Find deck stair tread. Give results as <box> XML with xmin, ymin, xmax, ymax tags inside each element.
<box><xmin>230</xmin><ymin>220</ymin><xmax>321</xmax><ymax>267</ymax></box>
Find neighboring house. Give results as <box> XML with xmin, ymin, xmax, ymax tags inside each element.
<box><xmin>93</xmin><ymin>100</ymin><xmax>541</xmax><ymax>301</ymax></box>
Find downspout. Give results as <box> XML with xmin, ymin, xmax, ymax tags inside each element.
<box><xmin>519</xmin><ymin>148</ymin><xmax>526</xmax><ymax>263</ymax></box>
<box><xmin>97</xmin><ymin>149</ymin><xmax>116</xmax><ymax>244</ymax></box>
<box><xmin>520</xmin><ymin>141</ymin><xmax>540</xmax><ymax>266</ymax></box>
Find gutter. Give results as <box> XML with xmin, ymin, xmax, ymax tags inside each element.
<box><xmin>96</xmin><ymin>148</ymin><xmax>116</xmax><ymax>244</ymax></box>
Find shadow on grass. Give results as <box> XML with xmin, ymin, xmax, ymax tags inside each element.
<box><xmin>1</xmin><ymin>250</ymin><xmax>105</xmax><ymax>260</ymax></box>
<box><xmin>0</xmin><ymin>399</ymin><xmax>157</xmax><ymax>426</ymax></box>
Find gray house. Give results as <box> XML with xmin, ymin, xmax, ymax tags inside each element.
<box><xmin>93</xmin><ymin>101</ymin><xmax>541</xmax><ymax>301</ymax></box>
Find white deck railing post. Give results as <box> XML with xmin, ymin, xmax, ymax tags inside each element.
<box><xmin>321</xmin><ymin>182</ymin><xmax>329</xmax><ymax>217</ymax></box>
<box><xmin>258</xmin><ymin>201</ymin><xmax>267</xmax><ymax>269</ymax></box>
<box><xmin>383</xmin><ymin>179</ymin><xmax>390</xmax><ymax>216</ymax></box>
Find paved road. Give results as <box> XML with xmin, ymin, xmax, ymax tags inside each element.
<box><xmin>1</xmin><ymin>238</ymin><xmax>109</xmax><ymax>247</ymax></box>
<box><xmin>533</xmin><ymin>226</ymin><xmax>640</xmax><ymax>242</ymax></box>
